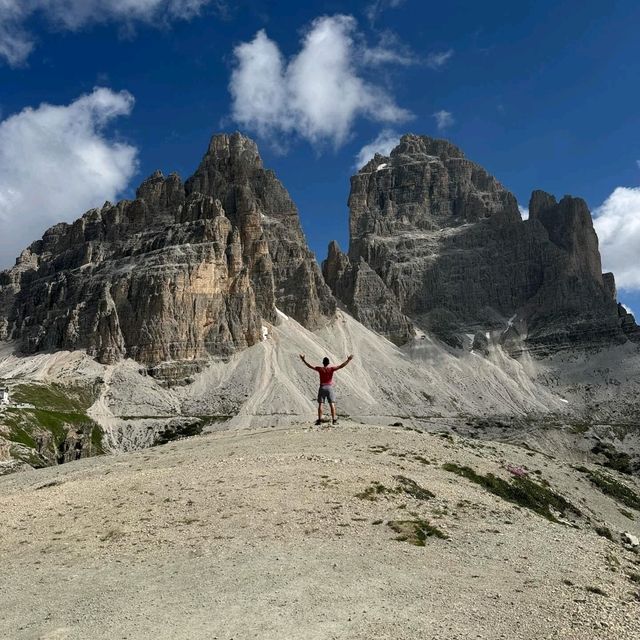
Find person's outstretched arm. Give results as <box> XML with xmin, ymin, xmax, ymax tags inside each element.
<box><xmin>299</xmin><ymin>354</ymin><xmax>317</xmax><ymax>370</ymax></box>
<box><xmin>335</xmin><ymin>354</ymin><xmax>354</xmax><ymax>370</ymax></box>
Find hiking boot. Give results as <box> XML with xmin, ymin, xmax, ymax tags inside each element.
<box><xmin>332</xmin><ymin>419</ymin><xmax>338</xmax><ymax>426</ymax></box>
<box><xmin>315</xmin><ymin>419</ymin><xmax>322</xmax><ymax>426</ymax></box>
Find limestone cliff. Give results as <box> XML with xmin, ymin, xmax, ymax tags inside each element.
<box><xmin>0</xmin><ymin>133</ymin><xmax>335</xmax><ymax>379</ymax></box>
<box><xmin>323</xmin><ymin>134</ymin><xmax>637</xmax><ymax>354</ymax></box>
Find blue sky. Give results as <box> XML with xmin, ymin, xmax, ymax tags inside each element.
<box><xmin>1</xmin><ymin>0</ymin><xmax>639</xmax><ymax>311</ymax></box>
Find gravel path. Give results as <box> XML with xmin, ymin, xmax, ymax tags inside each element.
<box><xmin>1</xmin><ymin>423</ymin><xmax>639</xmax><ymax>639</ymax></box>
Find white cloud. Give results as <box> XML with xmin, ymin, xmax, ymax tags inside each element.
<box><xmin>425</xmin><ymin>49</ymin><xmax>453</xmax><ymax>70</ymax></box>
<box><xmin>354</xmin><ymin>129</ymin><xmax>400</xmax><ymax>168</ymax></box>
<box><xmin>592</xmin><ymin>186</ymin><xmax>640</xmax><ymax>291</ymax></box>
<box><xmin>0</xmin><ymin>88</ymin><xmax>138</xmax><ymax>268</ymax></box>
<box><xmin>361</xmin><ymin>31</ymin><xmax>416</xmax><ymax>66</ymax></box>
<box><xmin>518</xmin><ymin>205</ymin><xmax>529</xmax><ymax>220</ymax></box>
<box><xmin>433</xmin><ymin>110</ymin><xmax>454</xmax><ymax>131</ymax></box>
<box><xmin>636</xmin><ymin>160</ymin><xmax>640</xmax><ymax>170</ymax></box>
<box><xmin>365</xmin><ymin>0</ymin><xmax>405</xmax><ymax>25</ymax></box>
<box><xmin>230</xmin><ymin>15</ymin><xmax>412</xmax><ymax>148</ymax></box>
<box><xmin>0</xmin><ymin>0</ymin><xmax>216</xmax><ymax>65</ymax></box>
<box><xmin>622</xmin><ymin>303</ymin><xmax>635</xmax><ymax>316</ymax></box>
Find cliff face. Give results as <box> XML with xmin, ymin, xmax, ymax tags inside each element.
<box><xmin>185</xmin><ymin>134</ymin><xmax>335</xmax><ymax>329</ymax></box>
<box><xmin>323</xmin><ymin>134</ymin><xmax>637</xmax><ymax>354</ymax></box>
<box><xmin>0</xmin><ymin>133</ymin><xmax>335</xmax><ymax>379</ymax></box>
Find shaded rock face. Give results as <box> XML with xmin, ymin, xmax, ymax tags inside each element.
<box><xmin>323</xmin><ymin>241</ymin><xmax>413</xmax><ymax>345</ymax></box>
<box><xmin>0</xmin><ymin>133</ymin><xmax>335</xmax><ymax>377</ymax></box>
<box><xmin>324</xmin><ymin>134</ymin><xmax>637</xmax><ymax>354</ymax></box>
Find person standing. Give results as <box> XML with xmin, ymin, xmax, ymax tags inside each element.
<box><xmin>299</xmin><ymin>354</ymin><xmax>353</xmax><ymax>425</ymax></box>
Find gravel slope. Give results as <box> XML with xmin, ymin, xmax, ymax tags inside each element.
<box><xmin>2</xmin><ymin>422</ymin><xmax>639</xmax><ymax>639</ymax></box>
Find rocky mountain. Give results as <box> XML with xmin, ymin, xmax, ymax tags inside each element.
<box><xmin>1</xmin><ymin>131</ymin><xmax>640</xmax><ymax>474</ymax></box>
<box><xmin>323</xmin><ymin>134</ymin><xmax>639</xmax><ymax>354</ymax></box>
<box><xmin>0</xmin><ymin>132</ymin><xmax>335</xmax><ymax>381</ymax></box>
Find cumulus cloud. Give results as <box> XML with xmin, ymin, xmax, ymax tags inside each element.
<box><xmin>622</xmin><ymin>303</ymin><xmax>635</xmax><ymax>316</ymax></box>
<box><xmin>518</xmin><ymin>205</ymin><xmax>529</xmax><ymax>220</ymax></box>
<box><xmin>592</xmin><ymin>186</ymin><xmax>640</xmax><ymax>291</ymax></box>
<box><xmin>230</xmin><ymin>15</ymin><xmax>412</xmax><ymax>148</ymax></box>
<box><xmin>0</xmin><ymin>0</ymin><xmax>216</xmax><ymax>65</ymax></box>
<box><xmin>433</xmin><ymin>110</ymin><xmax>454</xmax><ymax>131</ymax></box>
<box><xmin>354</xmin><ymin>129</ymin><xmax>400</xmax><ymax>169</ymax></box>
<box><xmin>0</xmin><ymin>88</ymin><xmax>138</xmax><ymax>267</ymax></box>
<box><xmin>426</xmin><ymin>49</ymin><xmax>453</xmax><ymax>70</ymax></box>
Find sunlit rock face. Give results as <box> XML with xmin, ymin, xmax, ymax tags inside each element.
<box><xmin>0</xmin><ymin>132</ymin><xmax>335</xmax><ymax>380</ymax></box>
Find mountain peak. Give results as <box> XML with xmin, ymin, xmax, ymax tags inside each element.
<box><xmin>393</xmin><ymin>133</ymin><xmax>466</xmax><ymax>160</ymax></box>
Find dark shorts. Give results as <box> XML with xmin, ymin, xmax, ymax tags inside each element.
<box><xmin>317</xmin><ymin>384</ymin><xmax>336</xmax><ymax>404</ymax></box>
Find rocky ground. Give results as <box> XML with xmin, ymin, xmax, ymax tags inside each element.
<box><xmin>2</xmin><ymin>421</ymin><xmax>639</xmax><ymax>639</ymax></box>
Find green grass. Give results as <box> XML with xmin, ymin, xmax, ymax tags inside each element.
<box><xmin>442</xmin><ymin>463</ymin><xmax>580</xmax><ymax>523</ymax></box>
<box><xmin>11</xmin><ymin>382</ymin><xmax>97</xmax><ymax>413</ymax></box>
<box><xmin>356</xmin><ymin>481</ymin><xmax>398</xmax><ymax>501</ymax></box>
<box><xmin>387</xmin><ymin>519</ymin><xmax>448</xmax><ymax>545</ymax></box>
<box><xmin>0</xmin><ymin>381</ymin><xmax>105</xmax><ymax>466</ymax></box>
<box><xmin>576</xmin><ymin>467</ymin><xmax>640</xmax><ymax>511</ymax></box>
<box><xmin>356</xmin><ymin>476</ymin><xmax>434</xmax><ymax>502</ymax></box>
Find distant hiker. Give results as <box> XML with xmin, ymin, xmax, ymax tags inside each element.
<box><xmin>299</xmin><ymin>353</ymin><xmax>353</xmax><ymax>425</ymax></box>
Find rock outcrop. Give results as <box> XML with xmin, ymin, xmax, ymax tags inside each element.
<box><xmin>323</xmin><ymin>134</ymin><xmax>638</xmax><ymax>354</ymax></box>
<box><xmin>0</xmin><ymin>132</ymin><xmax>335</xmax><ymax>379</ymax></box>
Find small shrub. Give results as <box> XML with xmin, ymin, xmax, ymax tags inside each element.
<box><xmin>393</xmin><ymin>475</ymin><xmax>435</xmax><ymax>500</ymax></box>
<box><xmin>594</xmin><ymin>525</ymin><xmax>614</xmax><ymax>541</ymax></box>
<box><xmin>591</xmin><ymin>442</ymin><xmax>633</xmax><ymax>475</ymax></box>
<box><xmin>356</xmin><ymin>477</ymin><xmax>434</xmax><ymax>502</ymax></box>
<box><xmin>356</xmin><ymin>482</ymin><xmax>396</xmax><ymax>501</ymax></box>
<box><xmin>387</xmin><ymin>519</ymin><xmax>447</xmax><ymax>546</ymax></box>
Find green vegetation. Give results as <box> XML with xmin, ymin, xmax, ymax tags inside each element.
<box><xmin>575</xmin><ymin>467</ymin><xmax>640</xmax><ymax>511</ymax></box>
<box><xmin>394</xmin><ymin>475</ymin><xmax>435</xmax><ymax>500</ymax></box>
<box><xmin>594</xmin><ymin>525</ymin><xmax>614</xmax><ymax>541</ymax></box>
<box><xmin>356</xmin><ymin>476</ymin><xmax>434</xmax><ymax>502</ymax></box>
<box><xmin>356</xmin><ymin>481</ymin><xmax>395</xmax><ymax>500</ymax></box>
<box><xmin>154</xmin><ymin>420</ymin><xmax>205</xmax><ymax>446</ymax></box>
<box><xmin>387</xmin><ymin>519</ymin><xmax>448</xmax><ymax>545</ymax></box>
<box><xmin>11</xmin><ymin>382</ymin><xmax>97</xmax><ymax>413</ymax></box>
<box><xmin>568</xmin><ymin>422</ymin><xmax>590</xmax><ymax>434</ymax></box>
<box><xmin>442</xmin><ymin>463</ymin><xmax>580</xmax><ymax>523</ymax></box>
<box><xmin>0</xmin><ymin>382</ymin><xmax>103</xmax><ymax>467</ymax></box>
<box><xmin>591</xmin><ymin>442</ymin><xmax>634</xmax><ymax>475</ymax></box>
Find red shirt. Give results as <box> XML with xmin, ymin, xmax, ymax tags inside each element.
<box><xmin>315</xmin><ymin>366</ymin><xmax>336</xmax><ymax>385</ymax></box>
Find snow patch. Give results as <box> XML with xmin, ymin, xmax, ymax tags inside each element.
<box><xmin>376</xmin><ymin>163</ymin><xmax>388</xmax><ymax>171</ymax></box>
